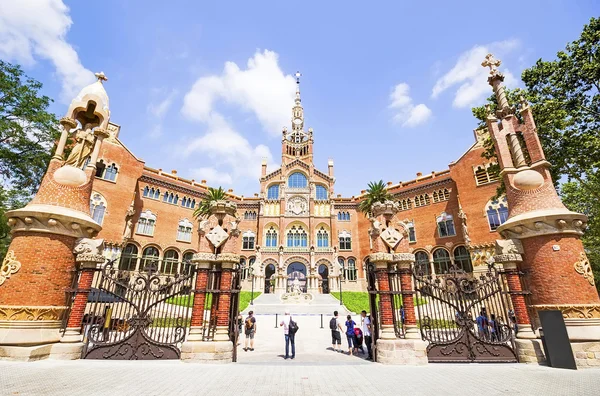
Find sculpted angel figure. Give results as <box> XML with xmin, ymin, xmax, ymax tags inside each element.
<box><xmin>64</xmin><ymin>123</ymin><xmax>96</xmax><ymax>168</ymax></box>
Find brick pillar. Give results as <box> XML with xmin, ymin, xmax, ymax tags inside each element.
<box><xmin>396</xmin><ymin>254</ymin><xmax>419</xmax><ymax>339</ymax></box>
<box><xmin>187</xmin><ymin>254</ymin><xmax>213</xmax><ymax>342</ymax></box>
<box><xmin>370</xmin><ymin>253</ymin><xmax>395</xmax><ymax>340</ymax></box>
<box><xmin>504</xmin><ymin>262</ymin><xmax>537</xmax><ymax>339</ymax></box>
<box><xmin>214</xmin><ymin>254</ymin><xmax>238</xmax><ymax>342</ymax></box>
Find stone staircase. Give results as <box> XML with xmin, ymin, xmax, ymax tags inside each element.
<box><xmin>241</xmin><ymin>293</ymin><xmax>350</xmax><ymax>315</ymax></box>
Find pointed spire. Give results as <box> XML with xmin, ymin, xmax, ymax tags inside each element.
<box><xmin>295</xmin><ymin>71</ymin><xmax>302</xmax><ymax>104</ymax></box>
<box><xmin>482</xmin><ymin>53</ymin><xmax>512</xmax><ymax>118</ymax></box>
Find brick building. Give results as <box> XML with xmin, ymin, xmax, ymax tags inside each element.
<box><xmin>89</xmin><ymin>76</ymin><xmax>505</xmax><ymax>293</ymax></box>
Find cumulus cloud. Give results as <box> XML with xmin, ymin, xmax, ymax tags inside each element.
<box><xmin>182</xmin><ymin>114</ymin><xmax>276</xmax><ymax>188</ymax></box>
<box><xmin>146</xmin><ymin>89</ymin><xmax>177</xmax><ymax>139</ymax></box>
<box><xmin>431</xmin><ymin>39</ymin><xmax>520</xmax><ymax>108</ymax></box>
<box><xmin>388</xmin><ymin>83</ymin><xmax>432</xmax><ymax>127</ymax></box>
<box><xmin>182</xmin><ymin>49</ymin><xmax>296</xmax><ymax>135</ymax></box>
<box><xmin>0</xmin><ymin>0</ymin><xmax>95</xmax><ymax>102</ymax></box>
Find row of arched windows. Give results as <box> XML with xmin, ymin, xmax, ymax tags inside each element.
<box><xmin>265</xmin><ymin>172</ymin><xmax>328</xmax><ymax>200</ymax></box>
<box><xmin>119</xmin><ymin>244</ymin><xmax>195</xmax><ymax>275</ymax></box>
<box><xmin>142</xmin><ymin>186</ymin><xmax>196</xmax><ymax>209</ymax></box>
<box><xmin>337</xmin><ymin>211</ymin><xmax>350</xmax><ymax>221</ymax></box>
<box><xmin>338</xmin><ymin>257</ymin><xmax>357</xmax><ymax>281</ymax></box>
<box><xmin>244</xmin><ymin>211</ymin><xmax>257</xmax><ymax>220</ymax></box>
<box><xmin>414</xmin><ymin>246</ymin><xmax>473</xmax><ymax>274</ymax></box>
<box><xmin>94</xmin><ymin>159</ymin><xmax>118</xmax><ymax>181</ymax></box>
<box><xmin>432</xmin><ymin>189</ymin><xmax>450</xmax><ymax>203</ymax></box>
<box><xmin>414</xmin><ymin>194</ymin><xmax>431</xmax><ymax>207</ymax></box>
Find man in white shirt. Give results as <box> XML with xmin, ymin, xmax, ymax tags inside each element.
<box><xmin>279</xmin><ymin>310</ymin><xmax>295</xmax><ymax>359</ymax></box>
<box><xmin>361</xmin><ymin>310</ymin><xmax>373</xmax><ymax>361</ymax></box>
<box><xmin>330</xmin><ymin>310</ymin><xmax>343</xmax><ymax>352</ymax></box>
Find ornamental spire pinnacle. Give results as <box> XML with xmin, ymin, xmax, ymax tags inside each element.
<box><xmin>481</xmin><ymin>53</ymin><xmax>512</xmax><ymax>118</ymax></box>
<box><xmin>294</xmin><ymin>71</ymin><xmax>302</xmax><ymax>104</ymax></box>
<box><xmin>290</xmin><ymin>71</ymin><xmax>304</xmax><ymax>131</ymax></box>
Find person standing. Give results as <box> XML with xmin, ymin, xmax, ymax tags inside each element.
<box><xmin>330</xmin><ymin>310</ymin><xmax>343</xmax><ymax>352</ymax></box>
<box><xmin>345</xmin><ymin>314</ymin><xmax>356</xmax><ymax>355</ymax></box>
<box><xmin>280</xmin><ymin>310</ymin><xmax>296</xmax><ymax>359</ymax></box>
<box><xmin>243</xmin><ymin>311</ymin><xmax>256</xmax><ymax>352</ymax></box>
<box><xmin>361</xmin><ymin>310</ymin><xmax>373</xmax><ymax>361</ymax></box>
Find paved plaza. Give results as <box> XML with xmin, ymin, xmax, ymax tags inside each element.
<box><xmin>0</xmin><ymin>359</ymin><xmax>599</xmax><ymax>395</ymax></box>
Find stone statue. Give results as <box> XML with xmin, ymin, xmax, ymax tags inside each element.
<box><xmin>495</xmin><ymin>239</ymin><xmax>524</xmax><ymax>255</ymax></box>
<box><xmin>64</xmin><ymin>123</ymin><xmax>96</xmax><ymax>168</ymax></box>
<box><xmin>230</xmin><ymin>216</ymin><xmax>241</xmax><ymax>237</ymax></box>
<box><xmin>123</xmin><ymin>202</ymin><xmax>135</xmax><ymax>240</ymax></box>
<box><xmin>73</xmin><ymin>238</ymin><xmax>104</xmax><ymax>256</ymax></box>
<box><xmin>198</xmin><ymin>219</ymin><xmax>210</xmax><ymax>235</ymax></box>
<box><xmin>292</xmin><ymin>277</ymin><xmax>301</xmax><ymax>294</ymax></box>
<box><xmin>458</xmin><ymin>207</ymin><xmax>471</xmax><ymax>246</ymax></box>
<box><xmin>368</xmin><ymin>217</ymin><xmax>381</xmax><ymax>237</ymax></box>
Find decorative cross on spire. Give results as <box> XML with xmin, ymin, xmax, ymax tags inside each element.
<box><xmin>481</xmin><ymin>54</ymin><xmax>501</xmax><ymax>73</ymax></box>
<box><xmin>94</xmin><ymin>71</ymin><xmax>108</xmax><ymax>83</ymax></box>
<box><xmin>295</xmin><ymin>71</ymin><xmax>302</xmax><ymax>84</ymax></box>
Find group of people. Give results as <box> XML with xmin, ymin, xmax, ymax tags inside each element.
<box><xmin>237</xmin><ymin>309</ymin><xmax>374</xmax><ymax>361</ymax></box>
<box><xmin>330</xmin><ymin>310</ymin><xmax>373</xmax><ymax>360</ymax></box>
<box><xmin>474</xmin><ymin>307</ymin><xmax>512</xmax><ymax>342</ymax></box>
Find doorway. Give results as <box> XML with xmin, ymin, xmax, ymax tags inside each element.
<box><xmin>319</xmin><ymin>264</ymin><xmax>330</xmax><ymax>294</ymax></box>
<box><xmin>286</xmin><ymin>262</ymin><xmax>307</xmax><ymax>293</ymax></box>
<box><xmin>265</xmin><ymin>264</ymin><xmax>276</xmax><ymax>293</ymax></box>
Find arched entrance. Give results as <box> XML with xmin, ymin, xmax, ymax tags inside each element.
<box><xmin>318</xmin><ymin>264</ymin><xmax>329</xmax><ymax>294</ymax></box>
<box><xmin>287</xmin><ymin>262</ymin><xmax>307</xmax><ymax>293</ymax></box>
<box><xmin>265</xmin><ymin>264</ymin><xmax>276</xmax><ymax>293</ymax></box>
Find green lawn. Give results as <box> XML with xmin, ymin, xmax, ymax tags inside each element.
<box><xmin>330</xmin><ymin>292</ymin><xmax>426</xmax><ymax>314</ymax></box>
<box><xmin>165</xmin><ymin>291</ymin><xmax>260</xmax><ymax>312</ymax></box>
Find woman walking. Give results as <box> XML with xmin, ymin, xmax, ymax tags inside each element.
<box><xmin>345</xmin><ymin>315</ymin><xmax>356</xmax><ymax>355</ymax></box>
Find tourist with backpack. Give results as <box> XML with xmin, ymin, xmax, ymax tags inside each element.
<box><xmin>345</xmin><ymin>314</ymin><xmax>357</xmax><ymax>355</ymax></box>
<box><xmin>280</xmin><ymin>310</ymin><xmax>298</xmax><ymax>359</ymax></box>
<box><xmin>330</xmin><ymin>310</ymin><xmax>343</xmax><ymax>352</ymax></box>
<box><xmin>243</xmin><ymin>311</ymin><xmax>256</xmax><ymax>352</ymax></box>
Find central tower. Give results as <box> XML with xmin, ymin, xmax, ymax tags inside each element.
<box><xmin>282</xmin><ymin>71</ymin><xmax>313</xmax><ymax>165</ymax></box>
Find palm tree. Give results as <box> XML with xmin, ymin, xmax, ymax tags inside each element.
<box><xmin>358</xmin><ymin>180</ymin><xmax>393</xmax><ymax>215</ymax></box>
<box><xmin>193</xmin><ymin>186</ymin><xmax>227</xmax><ymax>219</ymax></box>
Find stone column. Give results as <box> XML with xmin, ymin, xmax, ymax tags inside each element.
<box><xmin>395</xmin><ymin>253</ymin><xmax>419</xmax><ymax>339</ymax></box>
<box><xmin>369</xmin><ymin>253</ymin><xmax>395</xmax><ymax>340</ymax></box>
<box><xmin>86</xmin><ymin>128</ymin><xmax>110</xmax><ymax>171</ymax></box>
<box><xmin>52</xmin><ymin>117</ymin><xmax>78</xmax><ymax>160</ymax></box>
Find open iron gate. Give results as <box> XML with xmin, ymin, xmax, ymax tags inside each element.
<box><xmin>413</xmin><ymin>262</ymin><xmax>517</xmax><ymax>363</ymax></box>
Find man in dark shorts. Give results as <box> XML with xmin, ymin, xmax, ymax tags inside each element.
<box><xmin>330</xmin><ymin>310</ymin><xmax>343</xmax><ymax>352</ymax></box>
<box><xmin>243</xmin><ymin>311</ymin><xmax>256</xmax><ymax>351</ymax></box>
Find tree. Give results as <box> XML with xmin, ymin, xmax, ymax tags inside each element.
<box><xmin>472</xmin><ymin>18</ymin><xmax>600</xmax><ymax>292</ymax></box>
<box><xmin>0</xmin><ymin>61</ymin><xmax>60</xmax><ymax>258</ymax></box>
<box><xmin>193</xmin><ymin>186</ymin><xmax>228</xmax><ymax>219</ymax></box>
<box><xmin>358</xmin><ymin>180</ymin><xmax>393</xmax><ymax>215</ymax></box>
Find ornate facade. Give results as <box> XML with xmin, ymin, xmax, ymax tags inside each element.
<box><xmin>88</xmin><ymin>73</ymin><xmax>504</xmax><ymax>293</ymax></box>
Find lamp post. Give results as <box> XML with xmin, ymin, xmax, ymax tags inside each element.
<box><xmin>250</xmin><ymin>266</ymin><xmax>255</xmax><ymax>305</ymax></box>
<box><xmin>339</xmin><ymin>269</ymin><xmax>344</xmax><ymax>306</ymax></box>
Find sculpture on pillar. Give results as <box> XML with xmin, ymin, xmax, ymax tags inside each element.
<box><xmin>63</xmin><ymin>123</ymin><xmax>96</xmax><ymax>168</ymax></box>
<box><xmin>123</xmin><ymin>202</ymin><xmax>135</xmax><ymax>241</ymax></box>
<box><xmin>457</xmin><ymin>200</ymin><xmax>471</xmax><ymax>247</ymax></box>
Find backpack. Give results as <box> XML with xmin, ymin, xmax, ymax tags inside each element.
<box><xmin>329</xmin><ymin>317</ymin><xmax>337</xmax><ymax>330</ymax></box>
<box><xmin>245</xmin><ymin>317</ymin><xmax>254</xmax><ymax>331</ymax></box>
<box><xmin>289</xmin><ymin>316</ymin><xmax>299</xmax><ymax>335</ymax></box>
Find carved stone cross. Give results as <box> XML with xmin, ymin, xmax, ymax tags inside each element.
<box><xmin>94</xmin><ymin>71</ymin><xmax>108</xmax><ymax>82</ymax></box>
<box><xmin>481</xmin><ymin>53</ymin><xmax>501</xmax><ymax>72</ymax></box>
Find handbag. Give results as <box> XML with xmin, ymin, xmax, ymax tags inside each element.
<box><xmin>289</xmin><ymin>316</ymin><xmax>299</xmax><ymax>335</ymax></box>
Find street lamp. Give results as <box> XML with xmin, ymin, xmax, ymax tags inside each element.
<box><xmin>250</xmin><ymin>266</ymin><xmax>255</xmax><ymax>305</ymax></box>
<box><xmin>339</xmin><ymin>269</ymin><xmax>344</xmax><ymax>306</ymax></box>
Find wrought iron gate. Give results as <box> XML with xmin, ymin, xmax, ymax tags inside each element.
<box><xmin>366</xmin><ymin>262</ymin><xmax>380</xmax><ymax>361</ymax></box>
<box><xmin>413</xmin><ymin>262</ymin><xmax>517</xmax><ymax>363</ymax></box>
<box><xmin>81</xmin><ymin>259</ymin><xmax>195</xmax><ymax>360</ymax></box>
<box><xmin>228</xmin><ymin>265</ymin><xmax>241</xmax><ymax>362</ymax></box>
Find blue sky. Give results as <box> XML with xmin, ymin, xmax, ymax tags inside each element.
<box><xmin>1</xmin><ymin>1</ymin><xmax>597</xmax><ymax>196</ymax></box>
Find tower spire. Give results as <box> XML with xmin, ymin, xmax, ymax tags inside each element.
<box><xmin>295</xmin><ymin>71</ymin><xmax>302</xmax><ymax>104</ymax></box>
<box><xmin>290</xmin><ymin>71</ymin><xmax>304</xmax><ymax>131</ymax></box>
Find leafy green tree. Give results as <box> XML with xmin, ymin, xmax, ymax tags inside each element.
<box><xmin>358</xmin><ymin>180</ymin><xmax>393</xmax><ymax>215</ymax></box>
<box><xmin>193</xmin><ymin>186</ymin><xmax>228</xmax><ymax>219</ymax></box>
<box><xmin>472</xmin><ymin>17</ymin><xmax>600</xmax><ymax>292</ymax></box>
<box><xmin>0</xmin><ymin>61</ymin><xmax>60</xmax><ymax>258</ymax></box>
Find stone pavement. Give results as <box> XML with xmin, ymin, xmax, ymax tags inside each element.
<box><xmin>0</xmin><ymin>359</ymin><xmax>599</xmax><ymax>396</ymax></box>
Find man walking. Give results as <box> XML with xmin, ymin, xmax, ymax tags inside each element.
<box><xmin>361</xmin><ymin>310</ymin><xmax>373</xmax><ymax>361</ymax></box>
<box><xmin>243</xmin><ymin>311</ymin><xmax>256</xmax><ymax>352</ymax></box>
<box><xmin>330</xmin><ymin>310</ymin><xmax>343</xmax><ymax>352</ymax></box>
<box><xmin>280</xmin><ymin>310</ymin><xmax>295</xmax><ymax>359</ymax></box>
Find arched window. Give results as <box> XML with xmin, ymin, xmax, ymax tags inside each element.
<box><xmin>163</xmin><ymin>192</ymin><xmax>169</xmax><ymax>202</ymax></box>
<box><xmin>265</xmin><ymin>226</ymin><xmax>278</xmax><ymax>247</ymax></box>
<box><xmin>415</xmin><ymin>251</ymin><xmax>430</xmax><ymax>275</ymax></box>
<box><xmin>119</xmin><ymin>243</ymin><xmax>138</xmax><ymax>271</ymax></box>
<box><xmin>316</xmin><ymin>226</ymin><xmax>329</xmax><ymax>248</ymax></box>
<box><xmin>337</xmin><ymin>211</ymin><xmax>350</xmax><ymax>221</ymax></box>
<box><xmin>244</xmin><ymin>211</ymin><xmax>257</xmax><ymax>220</ymax></box>
<box><xmin>177</xmin><ymin>219</ymin><xmax>193</xmax><ymax>242</ymax></box>
<box><xmin>288</xmin><ymin>172</ymin><xmax>308</xmax><ymax>188</ymax></box>
<box><xmin>143</xmin><ymin>186</ymin><xmax>150</xmax><ymax>197</ymax></box>
<box><xmin>182</xmin><ymin>251</ymin><xmax>194</xmax><ymax>274</ymax></box>
<box><xmin>182</xmin><ymin>197</ymin><xmax>187</xmax><ymax>207</ymax></box>
<box><xmin>315</xmin><ymin>185</ymin><xmax>328</xmax><ymax>200</ymax></box>
<box><xmin>433</xmin><ymin>248</ymin><xmax>452</xmax><ymax>274</ymax></box>
<box><xmin>90</xmin><ymin>192</ymin><xmax>107</xmax><ymax>225</ymax></box>
<box><xmin>94</xmin><ymin>159</ymin><xmax>105</xmax><ymax>176</ymax></box>
<box><xmin>486</xmin><ymin>196</ymin><xmax>509</xmax><ymax>231</ymax></box>
<box><xmin>162</xmin><ymin>249</ymin><xmax>179</xmax><ymax>274</ymax></box>
<box><xmin>103</xmin><ymin>163</ymin><xmax>118</xmax><ymax>181</ymax></box>
<box><xmin>437</xmin><ymin>212</ymin><xmax>456</xmax><ymax>237</ymax></box>
<box><xmin>339</xmin><ymin>230</ymin><xmax>352</xmax><ymax>250</ymax></box>
<box><xmin>346</xmin><ymin>258</ymin><xmax>357</xmax><ymax>281</ymax></box>
<box><xmin>406</xmin><ymin>221</ymin><xmax>416</xmax><ymax>243</ymax></box>
<box><xmin>141</xmin><ymin>246</ymin><xmax>159</xmax><ymax>271</ymax></box>
<box><xmin>154</xmin><ymin>188</ymin><xmax>160</xmax><ymax>200</ymax></box>
<box><xmin>137</xmin><ymin>210</ymin><xmax>157</xmax><ymax>236</ymax></box>
<box><xmin>267</xmin><ymin>184</ymin><xmax>280</xmax><ymax>200</ymax></box>
<box><xmin>242</xmin><ymin>231</ymin><xmax>255</xmax><ymax>250</ymax></box>
<box><xmin>400</xmin><ymin>199</ymin><xmax>412</xmax><ymax>211</ymax></box>
<box><xmin>287</xmin><ymin>225</ymin><xmax>308</xmax><ymax>247</ymax></box>
<box><xmin>453</xmin><ymin>246</ymin><xmax>473</xmax><ymax>272</ymax></box>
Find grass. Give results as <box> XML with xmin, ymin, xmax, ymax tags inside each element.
<box><xmin>330</xmin><ymin>292</ymin><xmax>426</xmax><ymax>314</ymax></box>
<box><xmin>418</xmin><ymin>318</ymin><xmax>458</xmax><ymax>329</ymax></box>
<box><xmin>150</xmin><ymin>317</ymin><xmax>191</xmax><ymax>328</ymax></box>
<box><xmin>165</xmin><ymin>291</ymin><xmax>260</xmax><ymax>312</ymax></box>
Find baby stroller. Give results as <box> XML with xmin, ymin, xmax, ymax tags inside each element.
<box><xmin>353</xmin><ymin>327</ymin><xmax>364</xmax><ymax>354</ymax></box>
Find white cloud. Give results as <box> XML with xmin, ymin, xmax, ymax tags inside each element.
<box><xmin>182</xmin><ymin>114</ymin><xmax>276</xmax><ymax>188</ymax></box>
<box><xmin>0</xmin><ymin>0</ymin><xmax>95</xmax><ymax>102</ymax></box>
<box><xmin>146</xmin><ymin>90</ymin><xmax>177</xmax><ymax>139</ymax></box>
<box><xmin>182</xmin><ymin>49</ymin><xmax>296</xmax><ymax>135</ymax></box>
<box><xmin>389</xmin><ymin>83</ymin><xmax>432</xmax><ymax>127</ymax></box>
<box><xmin>431</xmin><ymin>39</ymin><xmax>520</xmax><ymax>108</ymax></box>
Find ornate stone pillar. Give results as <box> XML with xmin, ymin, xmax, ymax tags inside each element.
<box><xmin>395</xmin><ymin>253</ymin><xmax>419</xmax><ymax>339</ymax></box>
<box><xmin>53</xmin><ymin>117</ymin><xmax>78</xmax><ymax>160</ymax></box>
<box><xmin>186</xmin><ymin>253</ymin><xmax>213</xmax><ymax>342</ymax></box>
<box><xmin>369</xmin><ymin>253</ymin><xmax>394</xmax><ymax>340</ymax></box>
